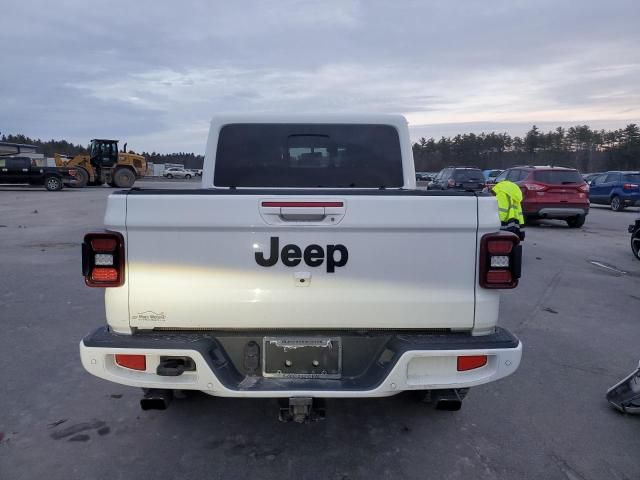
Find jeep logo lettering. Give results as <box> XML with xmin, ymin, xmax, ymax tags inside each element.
<box><xmin>255</xmin><ymin>237</ymin><xmax>348</xmax><ymax>273</ymax></box>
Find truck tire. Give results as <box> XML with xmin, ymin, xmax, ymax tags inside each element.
<box><xmin>566</xmin><ymin>215</ymin><xmax>585</xmax><ymax>228</ymax></box>
<box><xmin>113</xmin><ymin>168</ymin><xmax>136</xmax><ymax>188</ymax></box>
<box><xmin>73</xmin><ymin>168</ymin><xmax>89</xmax><ymax>188</ymax></box>
<box><xmin>611</xmin><ymin>195</ymin><xmax>624</xmax><ymax>211</ymax></box>
<box><xmin>45</xmin><ymin>176</ymin><xmax>63</xmax><ymax>191</ymax></box>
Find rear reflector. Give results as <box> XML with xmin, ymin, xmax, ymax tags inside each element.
<box><xmin>91</xmin><ymin>267</ymin><xmax>118</xmax><ymax>282</ymax></box>
<box><xmin>457</xmin><ymin>355</ymin><xmax>488</xmax><ymax>371</ymax></box>
<box><xmin>115</xmin><ymin>354</ymin><xmax>146</xmax><ymax>371</ymax></box>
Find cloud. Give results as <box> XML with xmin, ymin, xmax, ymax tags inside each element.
<box><xmin>1</xmin><ymin>0</ymin><xmax>638</xmax><ymax>152</ymax></box>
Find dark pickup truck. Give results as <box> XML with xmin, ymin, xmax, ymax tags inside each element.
<box><xmin>0</xmin><ymin>156</ymin><xmax>76</xmax><ymax>191</ymax></box>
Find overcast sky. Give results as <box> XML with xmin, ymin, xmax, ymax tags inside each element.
<box><xmin>1</xmin><ymin>0</ymin><xmax>638</xmax><ymax>153</ymax></box>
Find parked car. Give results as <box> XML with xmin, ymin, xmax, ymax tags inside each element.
<box><xmin>494</xmin><ymin>166</ymin><xmax>589</xmax><ymax>227</ymax></box>
<box><xmin>163</xmin><ymin>167</ymin><xmax>193</xmax><ymax>179</ymax></box>
<box><xmin>429</xmin><ymin>167</ymin><xmax>486</xmax><ymax>192</ymax></box>
<box><xmin>583</xmin><ymin>172</ymin><xmax>602</xmax><ymax>183</ymax></box>
<box><xmin>0</xmin><ymin>156</ymin><xmax>76</xmax><ymax>191</ymax></box>
<box><xmin>483</xmin><ymin>169</ymin><xmax>504</xmax><ymax>187</ymax></box>
<box><xmin>415</xmin><ymin>171</ymin><xmax>434</xmax><ymax>182</ymax></box>
<box><xmin>588</xmin><ymin>171</ymin><xmax>640</xmax><ymax>211</ymax></box>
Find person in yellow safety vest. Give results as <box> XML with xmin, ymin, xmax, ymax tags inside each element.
<box><xmin>491</xmin><ymin>180</ymin><xmax>525</xmax><ymax>240</ymax></box>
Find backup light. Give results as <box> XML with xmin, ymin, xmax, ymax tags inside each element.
<box><xmin>94</xmin><ymin>253</ymin><xmax>114</xmax><ymax>266</ymax></box>
<box><xmin>490</xmin><ymin>255</ymin><xmax>510</xmax><ymax>268</ymax></box>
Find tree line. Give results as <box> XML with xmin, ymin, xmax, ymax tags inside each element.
<box><xmin>0</xmin><ymin>134</ymin><xmax>205</xmax><ymax>169</ymax></box>
<box><xmin>413</xmin><ymin>124</ymin><xmax>640</xmax><ymax>173</ymax></box>
<box><xmin>4</xmin><ymin>123</ymin><xmax>639</xmax><ymax>174</ymax></box>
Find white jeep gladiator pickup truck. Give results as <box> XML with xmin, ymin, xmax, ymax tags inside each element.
<box><xmin>80</xmin><ymin>114</ymin><xmax>522</xmax><ymax>420</ymax></box>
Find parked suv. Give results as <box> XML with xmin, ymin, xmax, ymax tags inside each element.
<box><xmin>163</xmin><ymin>167</ymin><xmax>193</xmax><ymax>179</ymax></box>
<box><xmin>588</xmin><ymin>171</ymin><xmax>640</xmax><ymax>211</ymax></box>
<box><xmin>429</xmin><ymin>167</ymin><xmax>486</xmax><ymax>191</ymax></box>
<box><xmin>494</xmin><ymin>166</ymin><xmax>589</xmax><ymax>227</ymax></box>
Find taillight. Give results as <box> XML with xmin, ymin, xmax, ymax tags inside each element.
<box><xmin>579</xmin><ymin>183</ymin><xmax>590</xmax><ymax>193</ymax></box>
<box><xmin>623</xmin><ymin>183</ymin><xmax>639</xmax><ymax>190</ymax></box>
<box><xmin>457</xmin><ymin>355</ymin><xmax>488</xmax><ymax>371</ymax></box>
<box><xmin>479</xmin><ymin>232</ymin><xmax>521</xmax><ymax>289</ymax></box>
<box><xmin>115</xmin><ymin>354</ymin><xmax>146</xmax><ymax>371</ymax></box>
<box><xmin>447</xmin><ymin>179</ymin><xmax>456</xmax><ymax>187</ymax></box>
<box><xmin>82</xmin><ymin>231</ymin><xmax>125</xmax><ymax>287</ymax></box>
<box><xmin>522</xmin><ymin>182</ymin><xmax>547</xmax><ymax>191</ymax></box>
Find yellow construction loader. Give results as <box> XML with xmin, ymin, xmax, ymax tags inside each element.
<box><xmin>55</xmin><ymin>139</ymin><xmax>147</xmax><ymax>188</ymax></box>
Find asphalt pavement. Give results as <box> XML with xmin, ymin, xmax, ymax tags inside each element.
<box><xmin>1</xmin><ymin>182</ymin><xmax>639</xmax><ymax>480</ymax></box>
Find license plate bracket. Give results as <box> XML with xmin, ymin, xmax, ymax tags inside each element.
<box><xmin>263</xmin><ymin>337</ymin><xmax>342</xmax><ymax>379</ymax></box>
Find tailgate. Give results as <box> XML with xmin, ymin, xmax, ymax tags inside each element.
<box><xmin>123</xmin><ymin>193</ymin><xmax>479</xmax><ymax>330</ymax></box>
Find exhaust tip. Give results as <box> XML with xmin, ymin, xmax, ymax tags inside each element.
<box><xmin>140</xmin><ymin>389</ymin><xmax>173</xmax><ymax>410</ymax></box>
<box><xmin>435</xmin><ymin>399</ymin><xmax>462</xmax><ymax>411</ymax></box>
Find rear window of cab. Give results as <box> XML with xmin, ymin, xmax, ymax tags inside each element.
<box><xmin>214</xmin><ymin>124</ymin><xmax>404</xmax><ymax>188</ymax></box>
<box><xmin>533</xmin><ymin>170</ymin><xmax>583</xmax><ymax>184</ymax></box>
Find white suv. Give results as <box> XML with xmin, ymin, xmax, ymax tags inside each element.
<box><xmin>163</xmin><ymin>167</ymin><xmax>192</xmax><ymax>179</ymax></box>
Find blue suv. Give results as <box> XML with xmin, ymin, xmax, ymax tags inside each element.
<box><xmin>588</xmin><ymin>171</ymin><xmax>640</xmax><ymax>211</ymax></box>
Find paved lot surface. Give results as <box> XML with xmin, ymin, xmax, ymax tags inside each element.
<box><xmin>1</xmin><ymin>181</ymin><xmax>639</xmax><ymax>480</ymax></box>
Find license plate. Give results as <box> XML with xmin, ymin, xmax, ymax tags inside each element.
<box><xmin>263</xmin><ymin>337</ymin><xmax>342</xmax><ymax>379</ymax></box>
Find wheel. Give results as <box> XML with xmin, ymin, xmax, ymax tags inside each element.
<box><xmin>45</xmin><ymin>176</ymin><xmax>63</xmax><ymax>191</ymax></box>
<box><xmin>113</xmin><ymin>168</ymin><xmax>136</xmax><ymax>188</ymax></box>
<box><xmin>632</xmin><ymin>232</ymin><xmax>640</xmax><ymax>261</ymax></box>
<box><xmin>611</xmin><ymin>196</ymin><xmax>625</xmax><ymax>211</ymax></box>
<box><xmin>167</xmin><ymin>174</ymin><xmax>173</xmax><ymax>179</ymax></box>
<box><xmin>72</xmin><ymin>168</ymin><xmax>89</xmax><ymax>188</ymax></box>
<box><xmin>185</xmin><ymin>174</ymin><xmax>192</xmax><ymax>179</ymax></box>
<box><xmin>566</xmin><ymin>215</ymin><xmax>586</xmax><ymax>228</ymax></box>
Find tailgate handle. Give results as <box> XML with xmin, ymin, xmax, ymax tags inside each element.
<box><xmin>280</xmin><ymin>207</ymin><xmax>326</xmax><ymax>221</ymax></box>
<box><xmin>260</xmin><ymin>201</ymin><xmax>346</xmax><ymax>224</ymax></box>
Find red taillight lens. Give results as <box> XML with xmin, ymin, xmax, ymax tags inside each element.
<box><xmin>486</xmin><ymin>270</ymin><xmax>512</xmax><ymax>283</ymax></box>
<box><xmin>115</xmin><ymin>354</ymin><xmax>146</xmax><ymax>371</ymax></box>
<box><xmin>579</xmin><ymin>183</ymin><xmax>590</xmax><ymax>193</ymax></box>
<box><xmin>623</xmin><ymin>183</ymin><xmax>639</xmax><ymax>190</ymax></box>
<box><xmin>487</xmin><ymin>240</ymin><xmax>513</xmax><ymax>255</ymax></box>
<box><xmin>447</xmin><ymin>178</ymin><xmax>456</xmax><ymax>187</ymax></box>
<box><xmin>83</xmin><ymin>232</ymin><xmax>124</xmax><ymax>287</ymax></box>
<box><xmin>91</xmin><ymin>267</ymin><xmax>118</xmax><ymax>282</ymax></box>
<box><xmin>457</xmin><ymin>355</ymin><xmax>488</xmax><ymax>371</ymax></box>
<box><xmin>91</xmin><ymin>238</ymin><xmax>117</xmax><ymax>252</ymax></box>
<box><xmin>523</xmin><ymin>182</ymin><xmax>547</xmax><ymax>191</ymax></box>
<box><xmin>480</xmin><ymin>232</ymin><xmax>521</xmax><ymax>289</ymax></box>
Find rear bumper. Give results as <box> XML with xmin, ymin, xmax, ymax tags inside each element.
<box><xmin>80</xmin><ymin>327</ymin><xmax>522</xmax><ymax>398</ymax></box>
<box><xmin>525</xmin><ymin>204</ymin><xmax>589</xmax><ymax>218</ymax></box>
